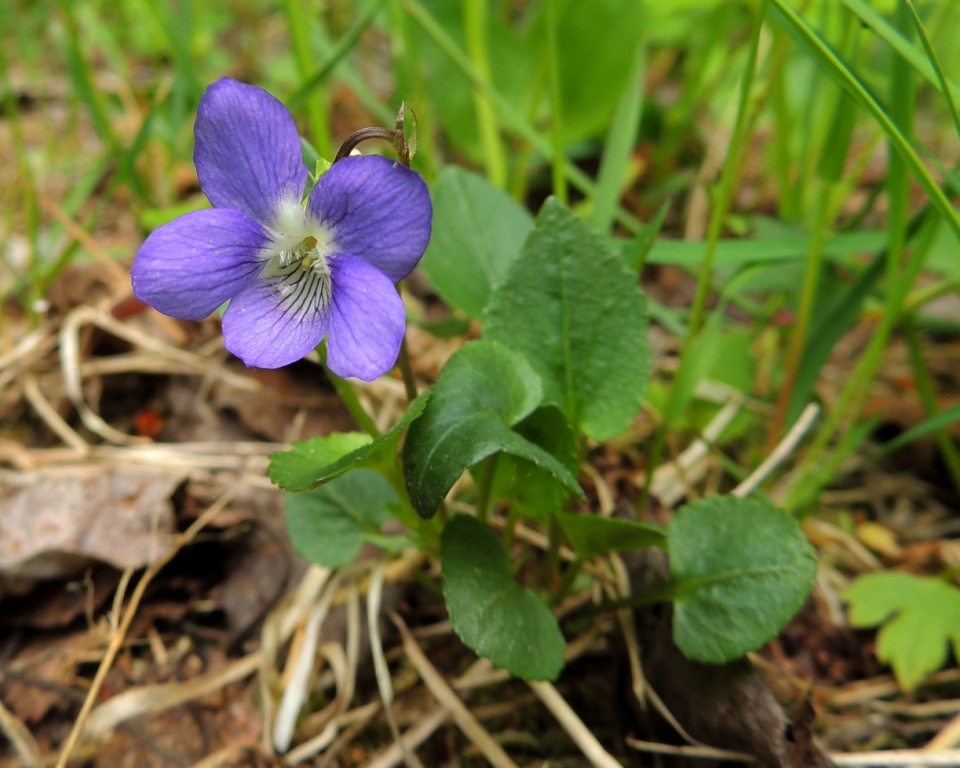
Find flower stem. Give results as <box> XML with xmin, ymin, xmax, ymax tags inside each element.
<box><xmin>318</xmin><ymin>344</ymin><xmax>380</xmax><ymax>437</ymax></box>
<box><xmin>474</xmin><ymin>454</ymin><xmax>498</xmax><ymax>523</ymax></box>
<box><xmin>501</xmin><ymin>504</ymin><xmax>521</xmax><ymax>552</ymax></box>
<box><xmin>543</xmin><ymin>515</ymin><xmax>563</xmax><ymax>591</ymax></box>
<box><xmin>396</xmin><ymin>333</ymin><xmax>418</xmax><ymax>403</ymax></box>
<box><xmin>551</xmin><ymin>560</ymin><xmax>582</xmax><ymax>607</ymax></box>
<box><xmin>333</xmin><ymin>127</ymin><xmax>397</xmax><ymax>162</ymax></box>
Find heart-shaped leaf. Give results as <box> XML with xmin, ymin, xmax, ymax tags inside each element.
<box><xmin>270</xmin><ymin>432</ymin><xmax>372</xmax><ymax>492</ymax></box>
<box><xmin>420</xmin><ymin>167</ymin><xmax>533</xmax><ymax>319</ymax></box>
<box><xmin>403</xmin><ymin>341</ymin><xmax>582</xmax><ymax>519</ymax></box>
<box><xmin>285</xmin><ymin>469</ymin><xmax>403</xmax><ymax>568</ymax></box>
<box><xmin>489</xmin><ymin>406</ymin><xmax>579</xmax><ymax>519</ymax></box>
<box><xmin>485</xmin><ymin>198</ymin><xmax>651</xmax><ymax>441</ymax></box>
<box><xmin>557</xmin><ymin>513</ymin><xmax>666</xmax><ymax>560</ymax></box>
<box><xmin>270</xmin><ymin>395</ymin><xmax>429</xmax><ymax>492</ymax></box>
<box><xmin>442</xmin><ymin>514</ymin><xmax>565</xmax><ymax>680</ymax></box>
<box><xmin>669</xmin><ymin>496</ymin><xmax>817</xmax><ymax>664</ymax></box>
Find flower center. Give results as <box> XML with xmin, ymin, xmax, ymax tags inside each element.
<box><xmin>277</xmin><ymin>235</ymin><xmax>322</xmax><ymax>267</ymax></box>
<box><xmin>260</xmin><ymin>232</ymin><xmax>333</xmax><ymax>316</ymax></box>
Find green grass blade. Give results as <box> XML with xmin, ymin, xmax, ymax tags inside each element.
<box><xmin>56</xmin><ymin>0</ymin><xmax>119</xmax><ymax>152</ymax></box>
<box><xmin>838</xmin><ymin>0</ymin><xmax>960</xmax><ymax>109</ymax></box>
<box><xmin>464</xmin><ymin>0</ymin><xmax>507</xmax><ymax>188</ymax></box>
<box><xmin>644</xmin><ymin>231</ymin><xmax>887</xmax><ymax>268</ymax></box>
<box><xmin>287</xmin><ymin>0</ymin><xmax>389</xmax><ymax>109</ymax></box>
<box><xmin>904</xmin><ymin>316</ymin><xmax>960</xmax><ymax>493</ymax></box>
<box><xmin>786</xmin><ymin>251</ymin><xmax>884</xmax><ymax>425</ymax></box>
<box><xmin>872</xmin><ymin>399</ymin><xmax>960</xmax><ymax>460</ymax></box>
<box><xmin>622</xmin><ymin>200</ymin><xmax>669</xmax><ymax>273</ymax></box>
<box><xmin>284</xmin><ymin>0</ymin><xmax>333</xmax><ymax>159</ymax></box>
<box><xmin>770</xmin><ymin>0</ymin><xmax>960</xmax><ymax>242</ymax></box>
<box><xmin>388</xmin><ymin>0</ymin><xmax>439</xmax><ymax>179</ymax></box>
<box><xmin>592</xmin><ymin>44</ymin><xmax>645</xmax><ymax>233</ymax></box>
<box><xmin>905</xmin><ymin>0</ymin><xmax>960</xmax><ymax>142</ymax></box>
<box><xmin>402</xmin><ymin>0</ymin><xmax>644</xmax><ymax>234</ymax></box>
<box><xmin>143</xmin><ymin>0</ymin><xmax>202</xmax><ymax>100</ymax></box>
<box><xmin>544</xmin><ymin>0</ymin><xmax>567</xmax><ymax>204</ymax></box>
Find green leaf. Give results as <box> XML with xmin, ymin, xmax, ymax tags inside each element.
<box><xmin>591</xmin><ymin>43</ymin><xmax>645</xmax><ymax>233</ymax></box>
<box><xmin>404</xmin><ymin>342</ymin><xmax>582</xmax><ymax>519</ymax></box>
<box><xmin>420</xmin><ymin>167</ymin><xmax>534</xmax><ymax>319</ymax></box>
<box><xmin>489</xmin><ymin>406</ymin><xmax>579</xmax><ymax>520</ymax></box>
<box><xmin>269</xmin><ymin>432</ymin><xmax>373</xmax><ymax>492</ymax></box>
<box><xmin>669</xmin><ymin>496</ymin><xmax>817</xmax><ymax>664</ymax></box>
<box><xmin>285</xmin><ymin>469</ymin><xmax>400</xmax><ymax>568</ymax></box>
<box><xmin>643</xmin><ymin>231</ymin><xmax>887</xmax><ymax>269</ymax></box>
<box><xmin>846</xmin><ymin>572</ymin><xmax>960</xmax><ymax>690</ymax></box>
<box><xmin>557</xmin><ymin>513</ymin><xmax>665</xmax><ymax>560</ymax></box>
<box><xmin>270</xmin><ymin>396</ymin><xmax>429</xmax><ymax>492</ymax></box>
<box><xmin>485</xmin><ymin>198</ymin><xmax>650</xmax><ymax>441</ymax></box>
<box><xmin>441</xmin><ymin>515</ymin><xmax>565</xmax><ymax>680</ymax></box>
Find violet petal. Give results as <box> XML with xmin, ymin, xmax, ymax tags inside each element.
<box><xmin>221</xmin><ymin>262</ymin><xmax>331</xmax><ymax>369</ymax></box>
<box><xmin>307</xmin><ymin>155</ymin><xmax>432</xmax><ymax>283</ymax></box>
<box><xmin>131</xmin><ymin>208</ymin><xmax>268</xmax><ymax>320</ymax></box>
<box><xmin>194</xmin><ymin>77</ymin><xmax>307</xmax><ymax>227</ymax></box>
<box><xmin>326</xmin><ymin>253</ymin><xmax>406</xmax><ymax>381</ymax></box>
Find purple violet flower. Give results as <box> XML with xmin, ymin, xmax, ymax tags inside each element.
<box><xmin>131</xmin><ymin>77</ymin><xmax>432</xmax><ymax>380</ymax></box>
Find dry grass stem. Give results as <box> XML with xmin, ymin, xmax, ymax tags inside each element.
<box><xmin>22</xmin><ymin>375</ymin><xmax>88</xmax><ymax>454</ymax></box>
<box><xmin>627</xmin><ymin>737</ymin><xmax>756</xmax><ymax>762</ymax></box>
<box><xmin>0</xmin><ymin>696</ymin><xmax>42</xmax><ymax>768</ymax></box>
<box><xmin>53</xmin><ymin>487</ymin><xmax>238</xmax><ymax>768</ymax></box>
<box><xmin>923</xmin><ymin>710</ymin><xmax>960</xmax><ymax>753</ymax></box>
<box><xmin>187</xmin><ymin>744</ymin><xmax>246</xmax><ymax>768</ymax></box>
<box><xmin>832</xmin><ymin>750</ymin><xmax>960</xmax><ymax>766</ymax></box>
<box><xmin>84</xmin><ymin>653</ymin><xmax>261</xmax><ymax>737</ymax></box>
<box><xmin>273</xmin><ymin>571</ymin><xmax>344</xmax><ymax>753</ymax></box>
<box><xmin>733</xmin><ymin>402</ymin><xmax>820</xmax><ymax>498</ymax></box>
<box><xmin>392</xmin><ymin>612</ymin><xmax>519</xmax><ymax>768</ymax></box>
<box><xmin>284</xmin><ymin>702</ymin><xmax>381</xmax><ymax>765</ymax></box>
<box><xmin>368</xmin><ymin>563</ymin><xmax>424</xmax><ymax>768</ymax></box>
<box><xmin>364</xmin><ymin>708</ymin><xmax>451</xmax><ymax>768</ymax></box>
<box><xmin>650</xmin><ymin>393</ymin><xmax>744</xmax><ymax>506</ymax></box>
<box><xmin>528</xmin><ymin>680</ymin><xmax>622</xmax><ymax>768</ymax></box>
<box><xmin>37</xmin><ymin>194</ymin><xmax>128</xmax><ymax>289</ymax></box>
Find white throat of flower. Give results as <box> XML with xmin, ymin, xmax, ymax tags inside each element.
<box><xmin>260</xmin><ymin>201</ymin><xmax>336</xmax><ymax>319</ymax></box>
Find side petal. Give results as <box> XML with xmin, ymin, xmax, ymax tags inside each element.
<box><xmin>326</xmin><ymin>253</ymin><xmax>406</xmax><ymax>381</ymax></box>
<box><xmin>131</xmin><ymin>209</ymin><xmax>268</xmax><ymax>320</ymax></box>
<box><xmin>221</xmin><ymin>261</ymin><xmax>330</xmax><ymax>369</ymax></box>
<box><xmin>194</xmin><ymin>77</ymin><xmax>307</xmax><ymax>227</ymax></box>
<box><xmin>306</xmin><ymin>155</ymin><xmax>432</xmax><ymax>283</ymax></box>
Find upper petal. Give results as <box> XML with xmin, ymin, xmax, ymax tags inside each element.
<box><xmin>131</xmin><ymin>208</ymin><xmax>268</xmax><ymax>320</ymax></box>
<box><xmin>194</xmin><ymin>77</ymin><xmax>307</xmax><ymax>227</ymax></box>
<box><xmin>326</xmin><ymin>253</ymin><xmax>406</xmax><ymax>381</ymax></box>
<box><xmin>306</xmin><ymin>155</ymin><xmax>432</xmax><ymax>283</ymax></box>
<box><xmin>221</xmin><ymin>260</ymin><xmax>331</xmax><ymax>369</ymax></box>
